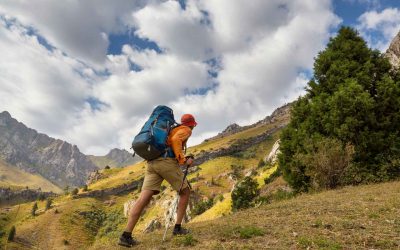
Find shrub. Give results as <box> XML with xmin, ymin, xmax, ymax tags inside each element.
<box><xmin>215</xmin><ymin>194</ymin><xmax>224</xmax><ymax>202</ymax></box>
<box><xmin>237</xmin><ymin>226</ymin><xmax>264</xmax><ymax>239</ymax></box>
<box><xmin>257</xmin><ymin>159</ymin><xmax>265</xmax><ymax>168</ymax></box>
<box><xmin>222</xmin><ymin>225</ymin><xmax>264</xmax><ymax>239</ymax></box>
<box><xmin>104</xmin><ymin>165</ymin><xmax>111</xmax><ymax>169</ymax></box>
<box><xmin>294</xmin><ymin>138</ymin><xmax>355</xmax><ymax>190</ymax></box>
<box><xmin>45</xmin><ymin>198</ymin><xmax>52</xmax><ymax>210</ymax></box>
<box><xmin>63</xmin><ymin>185</ymin><xmax>70</xmax><ymax>195</ymax></box>
<box><xmin>71</xmin><ymin>188</ymin><xmax>79</xmax><ymax>195</ymax></box>
<box><xmin>31</xmin><ymin>202</ymin><xmax>38</xmax><ymax>216</ymax></box>
<box><xmin>80</xmin><ymin>209</ymin><xmax>106</xmax><ymax>236</ymax></box>
<box><xmin>8</xmin><ymin>226</ymin><xmax>16</xmax><ymax>241</ymax></box>
<box><xmin>97</xmin><ymin>209</ymin><xmax>125</xmax><ymax>238</ymax></box>
<box><xmin>82</xmin><ymin>185</ymin><xmax>88</xmax><ymax>192</ymax></box>
<box><xmin>229</xmin><ymin>164</ymin><xmax>244</xmax><ymax>181</ymax></box>
<box><xmin>231</xmin><ymin>176</ymin><xmax>259</xmax><ymax>210</ymax></box>
<box><xmin>37</xmin><ymin>193</ymin><xmax>46</xmax><ymax>201</ymax></box>
<box><xmin>191</xmin><ymin>198</ymin><xmax>214</xmax><ymax>216</ymax></box>
<box><xmin>174</xmin><ymin>234</ymin><xmax>198</xmax><ymax>246</ymax></box>
<box><xmin>264</xmin><ymin>168</ymin><xmax>281</xmax><ymax>185</ymax></box>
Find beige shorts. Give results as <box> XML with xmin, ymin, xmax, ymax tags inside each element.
<box><xmin>142</xmin><ymin>157</ymin><xmax>189</xmax><ymax>194</ymax></box>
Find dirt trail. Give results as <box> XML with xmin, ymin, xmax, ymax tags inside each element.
<box><xmin>8</xmin><ymin>209</ymin><xmax>67</xmax><ymax>250</ymax></box>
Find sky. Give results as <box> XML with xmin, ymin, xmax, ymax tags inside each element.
<box><xmin>0</xmin><ymin>0</ymin><xmax>399</xmax><ymax>155</ymax></box>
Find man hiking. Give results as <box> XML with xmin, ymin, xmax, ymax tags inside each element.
<box><xmin>119</xmin><ymin>114</ymin><xmax>197</xmax><ymax>247</ymax></box>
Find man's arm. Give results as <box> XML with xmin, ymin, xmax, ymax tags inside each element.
<box><xmin>170</xmin><ymin>127</ymin><xmax>192</xmax><ymax>165</ymax></box>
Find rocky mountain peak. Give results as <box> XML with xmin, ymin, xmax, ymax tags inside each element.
<box><xmin>385</xmin><ymin>30</ymin><xmax>400</xmax><ymax>68</ymax></box>
<box><xmin>105</xmin><ymin>148</ymin><xmax>134</xmax><ymax>165</ymax></box>
<box><xmin>0</xmin><ymin>112</ymin><xmax>97</xmax><ymax>187</ymax></box>
<box><xmin>0</xmin><ymin>111</ymin><xmax>11</xmax><ymax>119</ymax></box>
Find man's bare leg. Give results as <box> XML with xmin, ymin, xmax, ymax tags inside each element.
<box><xmin>125</xmin><ymin>189</ymin><xmax>155</xmax><ymax>232</ymax></box>
<box><xmin>176</xmin><ymin>187</ymin><xmax>190</xmax><ymax>224</ymax></box>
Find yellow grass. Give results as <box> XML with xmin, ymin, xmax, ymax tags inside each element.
<box><xmin>0</xmin><ymin>159</ymin><xmax>62</xmax><ymax>193</ymax></box>
<box><xmin>190</xmin><ymin>193</ymin><xmax>232</xmax><ymax>223</ymax></box>
<box><xmin>88</xmin><ymin>161</ymin><xmax>146</xmax><ymax>191</ymax></box>
<box><xmin>255</xmin><ymin>164</ymin><xmax>278</xmax><ymax>187</ymax></box>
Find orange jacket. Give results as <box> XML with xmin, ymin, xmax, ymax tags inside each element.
<box><xmin>167</xmin><ymin>125</ymin><xmax>192</xmax><ymax>165</ymax></box>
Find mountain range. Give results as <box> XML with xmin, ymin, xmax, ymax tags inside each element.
<box><xmin>0</xmin><ymin>111</ymin><xmax>140</xmax><ymax>189</ymax></box>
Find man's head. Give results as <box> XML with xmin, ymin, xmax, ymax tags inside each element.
<box><xmin>181</xmin><ymin>114</ymin><xmax>197</xmax><ymax>129</ymax></box>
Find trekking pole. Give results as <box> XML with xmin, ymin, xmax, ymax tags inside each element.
<box><xmin>163</xmin><ymin>157</ymin><xmax>193</xmax><ymax>241</ymax></box>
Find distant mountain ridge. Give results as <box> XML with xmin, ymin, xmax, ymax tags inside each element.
<box><xmin>89</xmin><ymin>148</ymin><xmax>142</xmax><ymax>169</ymax></box>
<box><xmin>0</xmin><ymin>111</ymin><xmax>97</xmax><ymax>187</ymax></box>
<box><xmin>206</xmin><ymin>102</ymin><xmax>292</xmax><ymax>141</ymax></box>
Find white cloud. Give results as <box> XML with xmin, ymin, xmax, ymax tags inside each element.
<box><xmin>0</xmin><ymin>0</ymin><xmax>341</xmax><ymax>155</ymax></box>
<box><xmin>357</xmin><ymin>8</ymin><xmax>400</xmax><ymax>51</ymax></box>
<box><xmin>0</xmin><ymin>16</ymin><xmax>92</xmax><ymax>136</ymax></box>
<box><xmin>0</xmin><ymin>0</ymin><xmax>146</xmax><ymax>67</ymax></box>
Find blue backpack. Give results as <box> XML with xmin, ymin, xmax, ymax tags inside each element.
<box><xmin>132</xmin><ymin>105</ymin><xmax>178</xmax><ymax>160</ymax></box>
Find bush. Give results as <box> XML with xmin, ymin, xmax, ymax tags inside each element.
<box><xmin>37</xmin><ymin>193</ymin><xmax>46</xmax><ymax>201</ymax></box>
<box><xmin>79</xmin><ymin>209</ymin><xmax>106</xmax><ymax>236</ymax></box>
<box><xmin>231</xmin><ymin>176</ymin><xmax>259</xmax><ymax>210</ymax></box>
<box><xmin>82</xmin><ymin>185</ymin><xmax>88</xmax><ymax>192</ymax></box>
<box><xmin>229</xmin><ymin>164</ymin><xmax>244</xmax><ymax>181</ymax></box>
<box><xmin>45</xmin><ymin>198</ymin><xmax>52</xmax><ymax>210</ymax></box>
<box><xmin>264</xmin><ymin>168</ymin><xmax>281</xmax><ymax>185</ymax></box>
<box><xmin>63</xmin><ymin>185</ymin><xmax>70</xmax><ymax>195</ymax></box>
<box><xmin>294</xmin><ymin>138</ymin><xmax>354</xmax><ymax>190</ymax></box>
<box><xmin>71</xmin><ymin>188</ymin><xmax>79</xmax><ymax>195</ymax></box>
<box><xmin>97</xmin><ymin>209</ymin><xmax>125</xmax><ymax>238</ymax></box>
<box><xmin>8</xmin><ymin>226</ymin><xmax>16</xmax><ymax>241</ymax></box>
<box><xmin>31</xmin><ymin>202</ymin><xmax>38</xmax><ymax>216</ymax></box>
<box><xmin>191</xmin><ymin>198</ymin><xmax>214</xmax><ymax>216</ymax></box>
<box><xmin>222</xmin><ymin>225</ymin><xmax>264</xmax><ymax>239</ymax></box>
<box><xmin>257</xmin><ymin>159</ymin><xmax>265</xmax><ymax>168</ymax></box>
<box><xmin>173</xmin><ymin>234</ymin><xmax>198</xmax><ymax>246</ymax></box>
<box><xmin>104</xmin><ymin>165</ymin><xmax>110</xmax><ymax>170</ymax></box>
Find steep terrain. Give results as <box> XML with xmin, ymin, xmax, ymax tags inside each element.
<box><xmin>0</xmin><ymin>111</ymin><xmax>98</xmax><ymax>187</ymax></box>
<box><xmin>1</xmin><ymin>101</ymin><xmax>399</xmax><ymax>249</ymax></box>
<box><xmin>0</xmin><ymin>103</ymin><xmax>290</xmax><ymax>249</ymax></box>
<box><xmin>0</xmin><ymin>159</ymin><xmax>61</xmax><ymax>193</ymax></box>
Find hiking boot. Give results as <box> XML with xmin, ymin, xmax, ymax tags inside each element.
<box><xmin>118</xmin><ymin>233</ymin><xmax>138</xmax><ymax>248</ymax></box>
<box><xmin>173</xmin><ymin>226</ymin><xmax>190</xmax><ymax>236</ymax></box>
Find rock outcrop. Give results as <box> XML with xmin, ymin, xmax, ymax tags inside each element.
<box><xmin>0</xmin><ymin>187</ymin><xmax>55</xmax><ymax>206</ymax></box>
<box><xmin>385</xmin><ymin>31</ymin><xmax>400</xmax><ymax>68</ymax></box>
<box><xmin>0</xmin><ymin>111</ymin><xmax>98</xmax><ymax>187</ymax></box>
<box><xmin>264</xmin><ymin>139</ymin><xmax>280</xmax><ymax>164</ymax></box>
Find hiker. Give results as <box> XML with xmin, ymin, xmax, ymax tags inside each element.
<box><xmin>119</xmin><ymin>114</ymin><xmax>197</xmax><ymax>247</ymax></box>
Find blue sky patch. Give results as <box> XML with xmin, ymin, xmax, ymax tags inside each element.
<box><xmin>85</xmin><ymin>97</ymin><xmax>108</xmax><ymax>111</ymax></box>
<box><xmin>107</xmin><ymin>30</ymin><xmax>162</xmax><ymax>55</ymax></box>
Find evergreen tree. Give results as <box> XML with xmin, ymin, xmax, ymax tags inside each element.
<box><xmin>8</xmin><ymin>226</ymin><xmax>16</xmax><ymax>241</ymax></box>
<box><xmin>31</xmin><ymin>202</ymin><xmax>38</xmax><ymax>216</ymax></box>
<box><xmin>45</xmin><ymin>198</ymin><xmax>52</xmax><ymax>210</ymax></box>
<box><xmin>279</xmin><ymin>27</ymin><xmax>400</xmax><ymax>192</ymax></box>
<box><xmin>231</xmin><ymin>176</ymin><xmax>259</xmax><ymax>210</ymax></box>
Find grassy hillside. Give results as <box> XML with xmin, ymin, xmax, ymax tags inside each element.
<box><xmin>0</xmin><ymin>159</ymin><xmax>62</xmax><ymax>193</ymax></box>
<box><xmin>2</xmin><ymin>180</ymin><xmax>398</xmax><ymax>249</ymax></box>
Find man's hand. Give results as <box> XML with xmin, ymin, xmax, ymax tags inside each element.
<box><xmin>185</xmin><ymin>157</ymin><xmax>194</xmax><ymax>166</ymax></box>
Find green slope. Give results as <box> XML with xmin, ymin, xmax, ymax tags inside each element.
<box><xmin>0</xmin><ymin>159</ymin><xmax>62</xmax><ymax>193</ymax></box>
